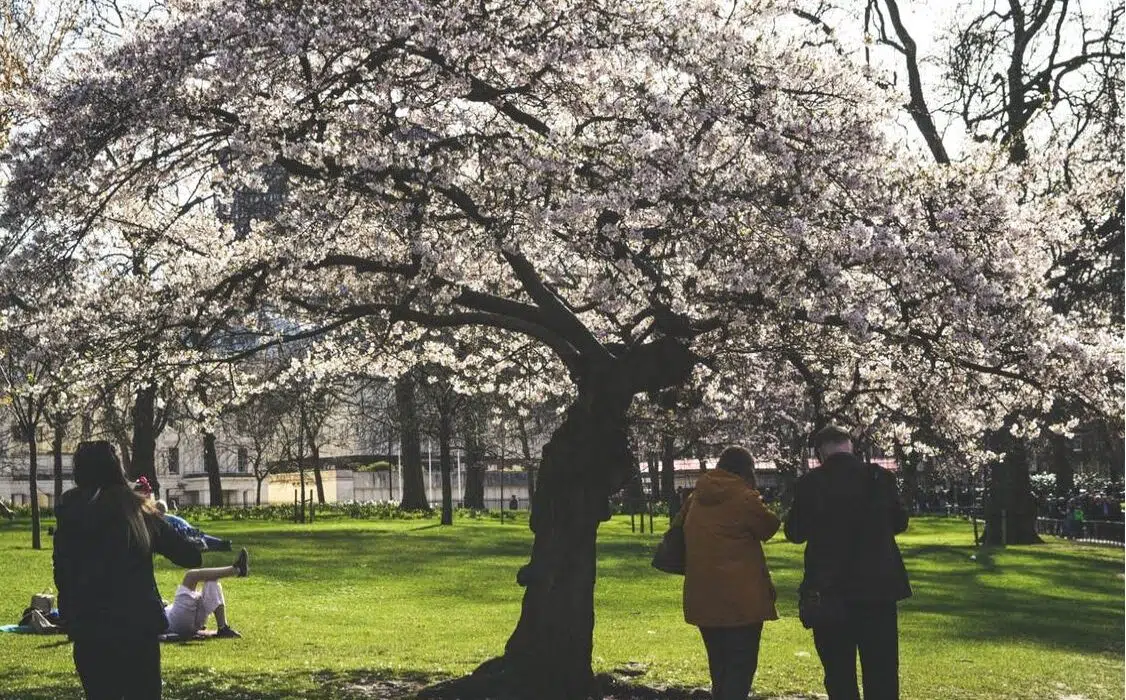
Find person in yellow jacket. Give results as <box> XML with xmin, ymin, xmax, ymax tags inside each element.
<box><xmin>674</xmin><ymin>445</ymin><xmax>781</xmax><ymax>700</ymax></box>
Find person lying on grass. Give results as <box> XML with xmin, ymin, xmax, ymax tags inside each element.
<box><xmin>155</xmin><ymin>499</ymin><xmax>233</xmax><ymax>551</ymax></box>
<box><xmin>164</xmin><ymin>548</ymin><xmax>250</xmax><ymax>639</ymax></box>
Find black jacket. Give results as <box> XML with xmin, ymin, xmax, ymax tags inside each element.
<box><xmin>784</xmin><ymin>452</ymin><xmax>912</xmax><ymax>602</ymax></box>
<box><xmin>53</xmin><ymin>487</ymin><xmax>202</xmax><ymax>640</ymax></box>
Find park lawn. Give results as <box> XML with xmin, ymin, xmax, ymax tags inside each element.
<box><xmin>0</xmin><ymin>514</ymin><xmax>1121</xmax><ymax>700</ymax></box>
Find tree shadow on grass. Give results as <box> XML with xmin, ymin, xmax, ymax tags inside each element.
<box><xmin>173</xmin><ymin>519</ymin><xmax>1124</xmax><ymax>660</ymax></box>
<box><xmin>899</xmin><ymin>542</ymin><xmax>1124</xmax><ymax>656</ymax></box>
<box><xmin>0</xmin><ymin>668</ymin><xmax>443</xmax><ymax>700</ymax></box>
<box><xmin>0</xmin><ymin>667</ymin><xmax>822</xmax><ymax>700</ymax></box>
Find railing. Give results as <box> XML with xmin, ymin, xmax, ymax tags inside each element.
<box><xmin>1036</xmin><ymin>517</ymin><xmax>1124</xmax><ymax>545</ymax></box>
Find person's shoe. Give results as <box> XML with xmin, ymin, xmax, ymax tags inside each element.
<box><xmin>214</xmin><ymin>539</ymin><xmax>233</xmax><ymax>552</ymax></box>
<box><xmin>233</xmin><ymin>548</ymin><xmax>249</xmax><ymax>577</ymax></box>
<box><xmin>216</xmin><ymin>625</ymin><xmax>242</xmax><ymax>639</ymax></box>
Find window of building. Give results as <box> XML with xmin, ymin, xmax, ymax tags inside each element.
<box><xmin>237</xmin><ymin>447</ymin><xmax>249</xmax><ymax>473</ymax></box>
<box><xmin>167</xmin><ymin>447</ymin><xmax>180</xmax><ymax>475</ymax></box>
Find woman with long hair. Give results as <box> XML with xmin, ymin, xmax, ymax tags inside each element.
<box><xmin>678</xmin><ymin>445</ymin><xmax>781</xmax><ymax>700</ymax></box>
<box><xmin>53</xmin><ymin>441</ymin><xmax>203</xmax><ymax>699</ymax></box>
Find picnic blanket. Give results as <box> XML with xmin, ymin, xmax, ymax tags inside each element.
<box><xmin>2</xmin><ymin>625</ymin><xmax>219</xmax><ymax>641</ymax></box>
<box><xmin>159</xmin><ymin>629</ymin><xmax>218</xmax><ymax>642</ymax></box>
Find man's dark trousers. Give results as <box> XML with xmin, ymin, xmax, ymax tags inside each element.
<box><xmin>699</xmin><ymin>623</ymin><xmax>763</xmax><ymax>700</ymax></box>
<box><xmin>811</xmin><ymin>600</ymin><xmax>898</xmax><ymax>700</ymax></box>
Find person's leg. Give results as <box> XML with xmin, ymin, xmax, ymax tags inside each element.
<box><xmin>698</xmin><ymin>627</ymin><xmax>727</xmax><ymax>700</ymax></box>
<box><xmin>180</xmin><ymin>566</ymin><xmax>237</xmax><ymax>590</ymax></box>
<box><xmin>720</xmin><ymin>623</ymin><xmax>763</xmax><ymax>700</ymax></box>
<box><xmin>73</xmin><ymin>637</ymin><xmax>121</xmax><ymax>700</ymax></box>
<box><xmin>180</xmin><ymin>548</ymin><xmax>249</xmax><ymax>590</ymax></box>
<box><xmin>201</xmin><ymin>533</ymin><xmax>231</xmax><ymax>551</ymax></box>
<box><xmin>198</xmin><ymin>580</ymin><xmax>227</xmax><ymax>626</ymax></box>
<box><xmin>857</xmin><ymin>601</ymin><xmax>899</xmax><ymax>700</ymax></box>
<box><xmin>122</xmin><ymin>637</ymin><xmax>162</xmax><ymax>700</ymax></box>
<box><xmin>812</xmin><ymin>614</ymin><xmax>860</xmax><ymax>700</ymax></box>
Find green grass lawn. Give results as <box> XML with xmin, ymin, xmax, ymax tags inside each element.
<box><xmin>0</xmin><ymin>514</ymin><xmax>1121</xmax><ymax>699</ymax></box>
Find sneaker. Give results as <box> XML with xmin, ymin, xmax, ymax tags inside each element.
<box><xmin>214</xmin><ymin>539</ymin><xmax>233</xmax><ymax>552</ymax></box>
<box><xmin>216</xmin><ymin>625</ymin><xmax>242</xmax><ymax>639</ymax></box>
<box><xmin>233</xmin><ymin>548</ymin><xmax>249</xmax><ymax>577</ymax></box>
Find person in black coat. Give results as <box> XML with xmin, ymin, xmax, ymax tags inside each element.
<box><xmin>785</xmin><ymin>425</ymin><xmax>911</xmax><ymax>700</ymax></box>
<box><xmin>54</xmin><ymin>441</ymin><xmax>202</xmax><ymax>700</ymax></box>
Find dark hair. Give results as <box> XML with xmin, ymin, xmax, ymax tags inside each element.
<box><xmin>73</xmin><ymin>441</ymin><xmax>128</xmax><ymax>489</ymax></box>
<box><xmin>73</xmin><ymin>441</ymin><xmax>153</xmax><ymax>549</ymax></box>
<box><xmin>716</xmin><ymin>445</ymin><xmax>756</xmax><ymax>486</ymax></box>
<box><xmin>811</xmin><ymin>425</ymin><xmax>852</xmax><ymax>450</ymax></box>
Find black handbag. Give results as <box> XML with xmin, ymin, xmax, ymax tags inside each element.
<box><xmin>651</xmin><ymin>523</ymin><xmax>686</xmax><ymax>575</ymax></box>
<box><xmin>797</xmin><ymin>586</ymin><xmax>847</xmax><ymax>629</ymax></box>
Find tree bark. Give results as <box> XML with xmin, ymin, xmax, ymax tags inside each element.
<box><xmin>130</xmin><ymin>385</ymin><xmax>159</xmax><ymax>495</ymax></box>
<box><xmin>463</xmin><ymin>428</ymin><xmax>486</xmax><ymax>510</ymax></box>
<box><xmin>660</xmin><ymin>432</ymin><xmax>676</xmax><ymax>503</ymax></box>
<box><xmin>396</xmin><ymin>375</ymin><xmax>429</xmax><ymax>511</ymax></box>
<box><xmin>623</xmin><ymin>458</ymin><xmax>644</xmax><ymax>514</ymax></box>
<box><xmin>895</xmin><ymin>442</ymin><xmax>919</xmax><ymax>513</ymax></box>
<box><xmin>438</xmin><ymin>402</ymin><xmax>454</xmax><ymax>526</ymax></box>
<box><xmin>311</xmin><ymin>439</ymin><xmax>326</xmax><ymax>504</ymax></box>
<box><xmin>29</xmin><ymin>433</ymin><xmax>41</xmax><ymax>550</ymax></box>
<box><xmin>983</xmin><ymin>427</ymin><xmax>1042</xmax><ymax>545</ymax></box>
<box><xmin>491</xmin><ymin>384</ymin><xmax>634</xmax><ymax>699</ymax></box>
<box><xmin>203</xmin><ymin>432</ymin><xmax>224</xmax><ymax>506</ymax></box>
<box><xmin>415</xmin><ymin>336</ymin><xmax>697</xmax><ymax>700</ymax></box>
<box><xmin>52</xmin><ymin>421</ymin><xmax>65</xmax><ymax>504</ymax></box>
<box><xmin>1049</xmin><ymin>431</ymin><xmax>1074</xmax><ymax>498</ymax></box>
<box><xmin>517</xmin><ymin>416</ymin><xmax>536</xmax><ymax>508</ymax></box>
<box><xmin>646</xmin><ymin>452</ymin><xmax>660</xmax><ymax>501</ymax></box>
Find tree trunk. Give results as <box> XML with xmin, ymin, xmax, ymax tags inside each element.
<box><xmin>425</xmin><ymin>382</ymin><xmax>636</xmax><ymax>700</ymax></box>
<box><xmin>896</xmin><ymin>442</ymin><xmax>919</xmax><ymax>513</ymax></box>
<box><xmin>463</xmin><ymin>427</ymin><xmax>486</xmax><ymax>510</ymax></box>
<box><xmin>624</xmin><ymin>458</ymin><xmax>644</xmax><ymax>514</ymax></box>
<box><xmin>298</xmin><ymin>405</ymin><xmax>308</xmax><ymax>522</ymax></box>
<box><xmin>660</xmin><ymin>432</ymin><xmax>676</xmax><ymax>502</ymax></box>
<box><xmin>420</xmin><ymin>337</ymin><xmax>698</xmax><ymax>700</ymax></box>
<box><xmin>311</xmin><ymin>439</ymin><xmax>326</xmax><ymax>504</ymax></box>
<box><xmin>778</xmin><ymin>430</ymin><xmax>805</xmax><ymax>506</ymax></box>
<box><xmin>29</xmin><ymin>434</ymin><xmax>41</xmax><ymax>550</ymax></box>
<box><xmin>645</xmin><ymin>452</ymin><xmax>659</xmax><ymax>501</ymax></box>
<box><xmin>517</xmin><ymin>416</ymin><xmax>536</xmax><ymax>509</ymax></box>
<box><xmin>130</xmin><ymin>385</ymin><xmax>159</xmax><ymax>494</ymax></box>
<box><xmin>300</xmin><ymin>464</ymin><xmax>307</xmax><ymax>523</ymax></box>
<box><xmin>117</xmin><ymin>440</ymin><xmax>133</xmax><ymax>476</ymax></box>
<box><xmin>52</xmin><ymin>422</ymin><xmax>65</xmax><ymax>504</ymax></box>
<box><xmin>983</xmin><ymin>427</ymin><xmax>1042</xmax><ymax>545</ymax></box>
<box><xmin>255</xmin><ymin>476</ymin><xmax>265</xmax><ymax>505</ymax></box>
<box><xmin>396</xmin><ymin>375</ymin><xmax>429</xmax><ymax>511</ymax></box>
<box><xmin>203</xmin><ymin>432</ymin><xmax>223</xmax><ymax>506</ymax></box>
<box><xmin>439</xmin><ymin>403</ymin><xmax>454</xmax><ymax>526</ymax></box>
<box><xmin>1049</xmin><ymin>431</ymin><xmax>1074</xmax><ymax>498</ymax></box>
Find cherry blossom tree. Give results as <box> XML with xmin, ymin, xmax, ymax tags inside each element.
<box><xmin>833</xmin><ymin>0</ymin><xmax>1124</xmax><ymax>542</ymax></box>
<box><xmin>1</xmin><ymin>0</ymin><xmax>1120</xmax><ymax>695</ymax></box>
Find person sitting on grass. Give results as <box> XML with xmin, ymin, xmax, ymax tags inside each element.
<box><xmin>0</xmin><ymin>499</ymin><xmax>13</xmax><ymax>520</ymax></box>
<box><xmin>155</xmin><ymin>499</ymin><xmax>233</xmax><ymax>551</ymax></box>
<box><xmin>164</xmin><ymin>548</ymin><xmax>250</xmax><ymax>639</ymax></box>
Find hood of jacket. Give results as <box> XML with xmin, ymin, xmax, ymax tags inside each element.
<box><xmin>692</xmin><ymin>468</ymin><xmax>751</xmax><ymax>506</ymax></box>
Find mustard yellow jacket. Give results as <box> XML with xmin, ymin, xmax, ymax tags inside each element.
<box><xmin>676</xmin><ymin>469</ymin><xmax>780</xmax><ymax>627</ymax></box>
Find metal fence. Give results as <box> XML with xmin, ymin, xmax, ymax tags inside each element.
<box><xmin>1036</xmin><ymin>517</ymin><xmax>1124</xmax><ymax>545</ymax></box>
